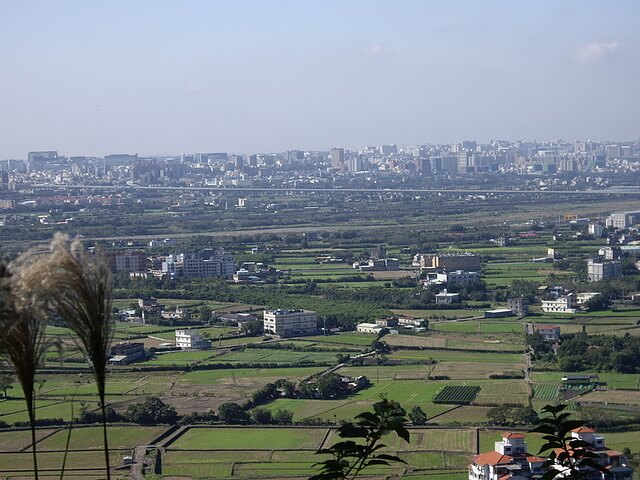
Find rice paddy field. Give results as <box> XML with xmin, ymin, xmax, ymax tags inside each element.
<box><xmin>5</xmin><ymin>230</ymin><xmax>640</xmax><ymax>479</ymax></box>
<box><xmin>160</xmin><ymin>425</ymin><xmax>478</xmax><ymax>480</ymax></box>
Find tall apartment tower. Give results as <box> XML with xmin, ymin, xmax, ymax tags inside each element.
<box><xmin>330</xmin><ymin>148</ymin><xmax>345</xmax><ymax>171</ymax></box>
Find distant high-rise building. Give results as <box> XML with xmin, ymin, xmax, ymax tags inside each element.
<box><xmin>605</xmin><ymin>145</ymin><xmax>620</xmax><ymax>159</ymax></box>
<box><xmin>286</xmin><ymin>150</ymin><xmax>304</xmax><ymax>163</ymax></box>
<box><xmin>457</xmin><ymin>151</ymin><xmax>474</xmax><ymax>173</ymax></box>
<box><xmin>347</xmin><ymin>156</ymin><xmax>366</xmax><ymax>173</ymax></box>
<box><xmin>27</xmin><ymin>151</ymin><xmax>58</xmax><ymax>172</ymax></box>
<box><xmin>330</xmin><ymin>147</ymin><xmax>345</xmax><ymax>171</ymax></box>
<box><xmin>415</xmin><ymin>157</ymin><xmax>431</xmax><ymax>174</ymax></box>
<box><xmin>379</xmin><ymin>144</ymin><xmax>397</xmax><ymax>155</ymax></box>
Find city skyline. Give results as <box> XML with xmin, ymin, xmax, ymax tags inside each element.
<box><xmin>1</xmin><ymin>1</ymin><xmax>639</xmax><ymax>157</ymax></box>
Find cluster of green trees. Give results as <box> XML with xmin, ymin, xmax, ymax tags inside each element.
<box><xmin>557</xmin><ymin>333</ymin><xmax>640</xmax><ymax>373</ymax></box>
<box><xmin>217</xmin><ymin>402</ymin><xmax>294</xmax><ymax>425</ymax></box>
<box><xmin>122</xmin><ymin>397</ymin><xmax>179</xmax><ymax>425</ymax></box>
<box><xmin>488</xmin><ymin>406</ymin><xmax>539</xmax><ymax>426</ymax></box>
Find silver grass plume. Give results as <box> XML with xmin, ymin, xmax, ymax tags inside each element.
<box><xmin>46</xmin><ymin>233</ymin><xmax>114</xmax><ymax>480</ymax></box>
<box><xmin>1</xmin><ymin>251</ymin><xmax>57</xmax><ymax>480</ymax></box>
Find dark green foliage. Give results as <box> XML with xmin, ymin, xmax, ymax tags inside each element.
<box><xmin>240</xmin><ymin>319</ymin><xmax>264</xmax><ymax>336</ymax></box>
<box><xmin>583</xmin><ymin>295</ymin><xmax>610</xmax><ymax>312</ymax></box>
<box><xmin>77</xmin><ymin>407</ymin><xmax>120</xmax><ymax>424</ymax></box>
<box><xmin>124</xmin><ymin>397</ymin><xmax>179</xmax><ymax>425</ymax></box>
<box><xmin>316</xmin><ymin>373</ymin><xmax>345</xmax><ymax>399</ymax></box>
<box><xmin>509</xmin><ymin>280</ymin><xmax>539</xmax><ymax>302</ymax></box>
<box><xmin>530</xmin><ymin>404</ymin><xmax>610</xmax><ymax>480</ymax></box>
<box><xmin>557</xmin><ymin>333</ymin><xmax>640</xmax><ymax>373</ymax></box>
<box><xmin>310</xmin><ymin>397</ymin><xmax>409</xmax><ymax>480</ymax></box>
<box><xmin>272</xmin><ymin>408</ymin><xmax>294</xmax><ymax>425</ymax></box>
<box><xmin>275</xmin><ymin>379</ymin><xmax>296</xmax><ymax>398</ymax></box>
<box><xmin>250</xmin><ymin>382</ymin><xmax>279</xmax><ymax>407</ymax></box>
<box><xmin>408</xmin><ymin>406</ymin><xmax>427</xmax><ymax>425</ymax></box>
<box><xmin>250</xmin><ymin>407</ymin><xmax>273</xmax><ymax>424</ymax></box>
<box><xmin>218</xmin><ymin>402</ymin><xmax>250</xmax><ymax>424</ymax></box>
<box><xmin>488</xmin><ymin>406</ymin><xmax>539</xmax><ymax>426</ymax></box>
<box><xmin>178</xmin><ymin>410</ymin><xmax>218</xmax><ymax>426</ymax></box>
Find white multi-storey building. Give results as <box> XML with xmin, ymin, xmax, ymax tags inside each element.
<box><xmin>175</xmin><ymin>329</ymin><xmax>210</xmax><ymax>349</ymax></box>
<box><xmin>263</xmin><ymin>309</ymin><xmax>317</xmax><ymax>337</ymax></box>
<box><xmin>588</xmin><ymin>260</ymin><xmax>622</xmax><ymax>282</ymax></box>
<box><xmin>605</xmin><ymin>211</ymin><xmax>640</xmax><ymax>229</ymax></box>
<box><xmin>162</xmin><ymin>249</ymin><xmax>235</xmax><ymax>279</ymax></box>
<box><xmin>423</xmin><ymin>269</ymin><xmax>481</xmax><ymax>286</ymax></box>
<box><xmin>541</xmin><ymin>293</ymin><xmax>576</xmax><ymax>313</ymax></box>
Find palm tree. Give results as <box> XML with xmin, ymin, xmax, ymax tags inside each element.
<box><xmin>0</xmin><ymin>255</ymin><xmax>55</xmax><ymax>480</ymax></box>
<box><xmin>47</xmin><ymin>234</ymin><xmax>115</xmax><ymax>480</ymax></box>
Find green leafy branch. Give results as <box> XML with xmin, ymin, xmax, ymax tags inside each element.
<box><xmin>530</xmin><ymin>404</ymin><xmax>610</xmax><ymax>480</ymax></box>
<box><xmin>310</xmin><ymin>397</ymin><xmax>410</xmax><ymax>480</ymax></box>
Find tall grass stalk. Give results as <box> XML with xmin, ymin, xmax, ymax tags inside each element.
<box><xmin>47</xmin><ymin>234</ymin><xmax>115</xmax><ymax>480</ymax></box>
<box><xmin>0</xmin><ymin>254</ymin><xmax>55</xmax><ymax>480</ymax></box>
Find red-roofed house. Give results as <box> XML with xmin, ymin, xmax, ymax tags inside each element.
<box><xmin>534</xmin><ymin>324</ymin><xmax>561</xmax><ymax>342</ymax></box>
<box><xmin>469</xmin><ymin>432</ymin><xmax>544</xmax><ymax>480</ymax></box>
<box><xmin>469</xmin><ymin>429</ymin><xmax>633</xmax><ymax>480</ymax></box>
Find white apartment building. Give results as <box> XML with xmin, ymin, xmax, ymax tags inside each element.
<box><xmin>424</xmin><ymin>269</ymin><xmax>481</xmax><ymax>286</ymax></box>
<box><xmin>541</xmin><ymin>293</ymin><xmax>576</xmax><ymax>313</ymax></box>
<box><xmin>263</xmin><ymin>309</ymin><xmax>317</xmax><ymax>337</ymax></box>
<box><xmin>588</xmin><ymin>259</ymin><xmax>622</xmax><ymax>282</ymax></box>
<box><xmin>605</xmin><ymin>212</ymin><xmax>639</xmax><ymax>229</ymax></box>
<box><xmin>162</xmin><ymin>249</ymin><xmax>235</xmax><ymax>279</ymax></box>
<box><xmin>175</xmin><ymin>329</ymin><xmax>210</xmax><ymax>350</ymax></box>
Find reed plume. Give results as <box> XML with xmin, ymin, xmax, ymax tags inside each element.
<box><xmin>47</xmin><ymin>234</ymin><xmax>114</xmax><ymax>480</ymax></box>
<box><xmin>1</xmin><ymin>252</ymin><xmax>56</xmax><ymax>480</ymax></box>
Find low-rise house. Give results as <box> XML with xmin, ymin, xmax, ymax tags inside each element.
<box><xmin>357</xmin><ymin>322</ymin><xmax>383</xmax><ymax>334</ymax></box>
<box><xmin>109</xmin><ymin>342</ymin><xmax>145</xmax><ymax>365</ymax></box>
<box><xmin>576</xmin><ymin>292</ymin><xmax>601</xmax><ymax>304</ymax></box>
<box><xmin>534</xmin><ymin>324</ymin><xmax>561</xmax><ymax>342</ymax></box>
<box><xmin>354</xmin><ymin>258</ymin><xmax>400</xmax><ymax>271</ymax></box>
<box><xmin>375</xmin><ymin>318</ymin><xmax>399</xmax><ymax>328</ymax></box>
<box><xmin>214</xmin><ymin>312</ymin><xmax>259</xmax><ymax>327</ymax></box>
<box><xmin>161</xmin><ymin>308</ymin><xmax>190</xmax><ymax>322</ymax></box>
<box><xmin>435</xmin><ymin>289</ymin><xmax>459</xmax><ymax>304</ymax></box>
<box><xmin>484</xmin><ymin>308</ymin><xmax>513</xmax><ymax>318</ymax></box>
<box><xmin>397</xmin><ymin>317</ymin><xmax>427</xmax><ymax>328</ymax></box>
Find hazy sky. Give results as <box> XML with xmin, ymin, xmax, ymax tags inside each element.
<box><xmin>1</xmin><ymin>1</ymin><xmax>639</xmax><ymax>158</ymax></box>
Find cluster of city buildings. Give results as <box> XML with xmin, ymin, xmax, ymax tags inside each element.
<box><xmin>106</xmin><ymin>248</ymin><xmax>236</xmax><ymax>279</ymax></box>
<box><xmin>3</xmin><ymin>140</ymin><xmax>640</xmax><ymax>193</ymax></box>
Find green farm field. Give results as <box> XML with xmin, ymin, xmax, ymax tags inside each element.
<box><xmin>170</xmin><ymin>427</ymin><xmax>328</xmax><ymax>450</ymax></box>
<box><xmin>531</xmin><ymin>372</ymin><xmax>640</xmax><ymax>389</ymax></box>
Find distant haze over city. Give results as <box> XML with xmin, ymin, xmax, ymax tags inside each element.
<box><xmin>2</xmin><ymin>1</ymin><xmax>639</xmax><ymax>157</ymax></box>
